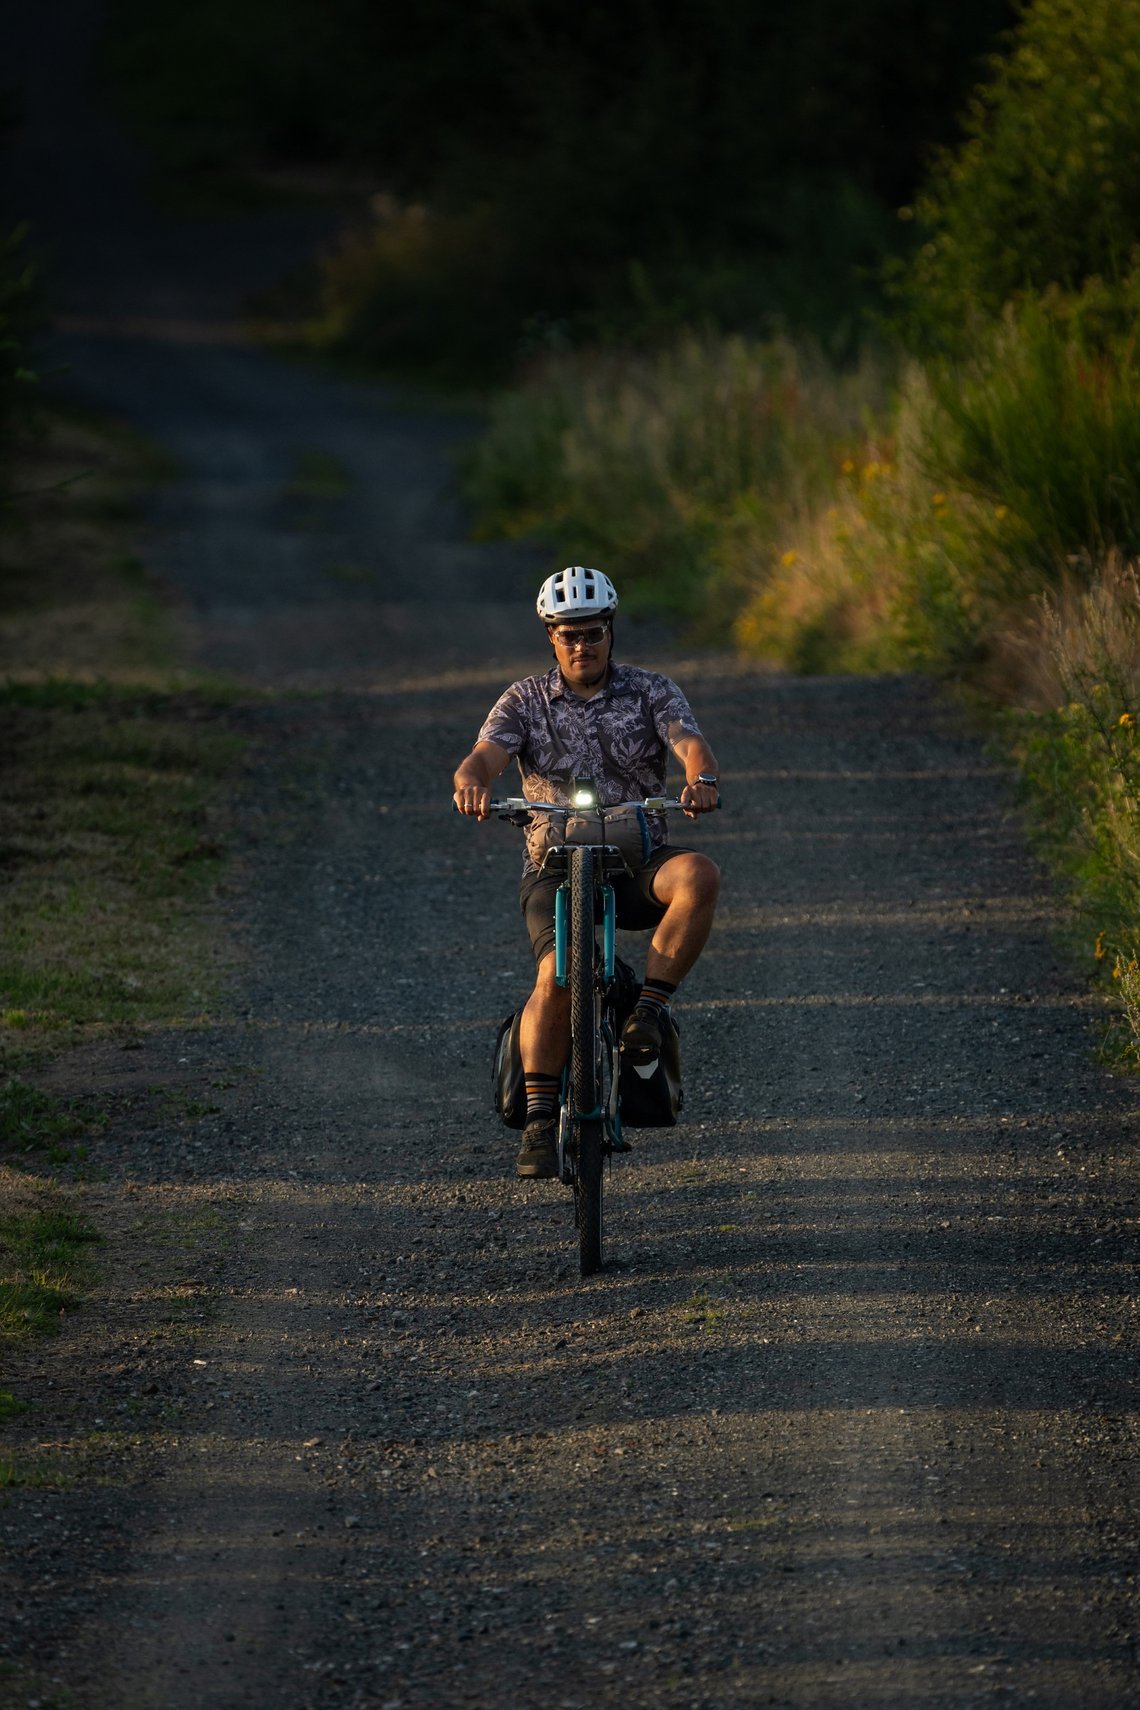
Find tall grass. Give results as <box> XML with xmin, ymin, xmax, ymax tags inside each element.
<box><xmin>465</xmin><ymin>335</ymin><xmax>886</xmax><ymax>630</ymax></box>
<box><xmin>1000</xmin><ymin>557</ymin><xmax>1140</xmax><ymax>1063</ymax></box>
<box><xmin>737</xmin><ymin>295</ymin><xmax>1140</xmax><ymax>674</ymax></box>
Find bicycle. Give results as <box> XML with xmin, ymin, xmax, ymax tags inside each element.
<box><xmin>483</xmin><ymin>780</ymin><xmax>692</xmax><ymax>1277</ymax></box>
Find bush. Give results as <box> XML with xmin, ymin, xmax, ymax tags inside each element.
<box><xmin>465</xmin><ymin>334</ymin><xmax>885</xmax><ymax>628</ymax></box>
<box><xmin>297</xmin><ymin>200</ymin><xmax>519</xmax><ymax>381</ymax></box>
<box><xmin>1001</xmin><ymin>557</ymin><xmax>1140</xmax><ymax>1061</ymax></box>
<box><xmin>736</xmin><ymin>289</ymin><xmax>1140</xmax><ymax>673</ymax></box>
<box><xmin>897</xmin><ymin>0</ymin><xmax>1140</xmax><ymax>345</ymax></box>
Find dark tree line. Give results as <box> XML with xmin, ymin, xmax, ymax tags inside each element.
<box><xmin>104</xmin><ymin>0</ymin><xmax>1017</xmax><ymax>362</ymax></box>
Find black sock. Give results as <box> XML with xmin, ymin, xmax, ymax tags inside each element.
<box><xmin>524</xmin><ymin>1072</ymin><xmax>560</xmax><ymax>1123</ymax></box>
<box><xmin>637</xmin><ymin>978</ymin><xmax>677</xmax><ymax>1016</ymax></box>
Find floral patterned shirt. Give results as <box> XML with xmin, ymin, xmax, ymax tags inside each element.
<box><xmin>477</xmin><ymin>662</ymin><xmax>705</xmax><ymax>874</ymax></box>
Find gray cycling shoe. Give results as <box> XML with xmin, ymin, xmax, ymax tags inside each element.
<box><xmin>517</xmin><ymin>1117</ymin><xmax>559</xmax><ymax>1179</ymax></box>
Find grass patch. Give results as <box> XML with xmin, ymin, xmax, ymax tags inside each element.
<box><xmin>0</xmin><ymin>1457</ymin><xmax>74</xmax><ymax>1489</ymax></box>
<box><xmin>0</xmin><ymin>1078</ymin><xmax>88</xmax><ymax>1152</ymax></box>
<box><xmin>0</xmin><ymin>1389</ymin><xmax>26</xmax><ymax>1423</ymax></box>
<box><xmin>0</xmin><ymin>691</ymin><xmax>240</xmax><ymax>1034</ymax></box>
<box><xmin>680</xmin><ymin>1288</ymin><xmax>725</xmax><ymax>1329</ymax></box>
<box><xmin>0</xmin><ymin>1173</ymin><xmax>101</xmax><ymax>1342</ymax></box>
<box><xmin>0</xmin><ymin>408</ymin><xmax>244</xmax><ymax>1054</ymax></box>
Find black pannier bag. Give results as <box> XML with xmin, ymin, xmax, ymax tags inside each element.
<box><xmin>619</xmin><ymin>1012</ymin><xmax>683</xmax><ymax>1127</ymax></box>
<box><xmin>491</xmin><ymin>957</ymin><xmax>682</xmax><ymax>1130</ymax></box>
<box><xmin>491</xmin><ymin>1007</ymin><xmax>527</xmax><ymax>1130</ymax></box>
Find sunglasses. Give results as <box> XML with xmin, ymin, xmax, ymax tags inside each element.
<box><xmin>551</xmin><ymin>623</ymin><xmax>609</xmax><ymax>648</ymax></box>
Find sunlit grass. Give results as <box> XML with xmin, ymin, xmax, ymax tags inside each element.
<box><xmin>464</xmin><ymin>334</ymin><xmax>886</xmax><ymax>631</ymax></box>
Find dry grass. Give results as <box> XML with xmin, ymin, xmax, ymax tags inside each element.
<box><xmin>991</xmin><ymin>554</ymin><xmax>1140</xmax><ymax>713</ymax></box>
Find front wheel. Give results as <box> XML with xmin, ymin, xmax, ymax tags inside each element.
<box><xmin>568</xmin><ymin>845</ymin><xmax>603</xmax><ymax>1273</ymax></box>
<box><xmin>575</xmin><ymin>1117</ymin><xmax>604</xmax><ymax>1276</ymax></box>
<box><xmin>569</xmin><ymin>845</ymin><xmax>597</xmax><ymax>1116</ymax></box>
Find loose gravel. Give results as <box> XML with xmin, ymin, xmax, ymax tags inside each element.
<box><xmin>4</xmin><ymin>665</ymin><xmax>1137</xmax><ymax>1710</ymax></box>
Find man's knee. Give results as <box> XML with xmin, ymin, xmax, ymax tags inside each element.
<box><xmin>656</xmin><ymin>851</ymin><xmax>720</xmax><ymax>909</ymax></box>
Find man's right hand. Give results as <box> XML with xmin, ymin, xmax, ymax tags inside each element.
<box><xmin>453</xmin><ymin>780</ymin><xmax>492</xmax><ymax>819</ymax></box>
<box><xmin>452</xmin><ymin>739</ymin><xmax>510</xmax><ymax>820</ymax></box>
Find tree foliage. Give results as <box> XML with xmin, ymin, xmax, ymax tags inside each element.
<box><xmin>898</xmin><ymin>0</ymin><xmax>1140</xmax><ymax>345</ymax></box>
<box><xmin>103</xmin><ymin>0</ymin><xmax>1013</xmax><ymax>363</ymax></box>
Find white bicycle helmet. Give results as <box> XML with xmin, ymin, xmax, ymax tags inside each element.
<box><xmin>536</xmin><ymin>565</ymin><xmax>618</xmax><ymax>623</ymax></box>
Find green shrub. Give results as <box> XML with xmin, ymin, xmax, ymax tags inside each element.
<box><xmin>897</xmin><ymin>0</ymin><xmax>1140</xmax><ymax>345</ymax></box>
<box><xmin>925</xmin><ymin>282</ymin><xmax>1140</xmax><ymax>561</ymax></box>
<box><xmin>998</xmin><ymin>558</ymin><xmax>1140</xmax><ymax>1060</ymax></box>
<box><xmin>736</xmin><ymin>289</ymin><xmax>1140</xmax><ymax>673</ymax></box>
<box><xmin>298</xmin><ymin>200</ymin><xmax>520</xmax><ymax>381</ymax></box>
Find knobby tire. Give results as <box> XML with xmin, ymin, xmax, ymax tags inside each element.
<box><xmin>569</xmin><ymin>846</ymin><xmax>603</xmax><ymax>1275</ymax></box>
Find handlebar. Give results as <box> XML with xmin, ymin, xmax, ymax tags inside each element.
<box><xmin>452</xmin><ymin>793</ymin><xmax>721</xmax><ymax>824</ymax></box>
<box><xmin>486</xmin><ymin>796</ymin><xmax>692</xmax><ymax>815</ymax></box>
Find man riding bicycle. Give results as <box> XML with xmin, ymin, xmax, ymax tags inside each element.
<box><xmin>453</xmin><ymin>566</ymin><xmax>720</xmax><ymax>1180</ymax></box>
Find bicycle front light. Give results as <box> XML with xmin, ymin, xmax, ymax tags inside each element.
<box><xmin>572</xmin><ymin>775</ymin><xmax>599</xmax><ymax>810</ymax></box>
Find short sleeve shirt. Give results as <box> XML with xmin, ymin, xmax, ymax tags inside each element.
<box><xmin>477</xmin><ymin>662</ymin><xmax>704</xmax><ymax>875</ymax></box>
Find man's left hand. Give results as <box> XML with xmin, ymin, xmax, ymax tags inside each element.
<box><xmin>680</xmin><ymin>779</ymin><xmax>719</xmax><ymax>818</ymax></box>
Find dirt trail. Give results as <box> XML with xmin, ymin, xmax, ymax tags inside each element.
<box><xmin>3</xmin><ymin>11</ymin><xmax>1139</xmax><ymax>1708</ymax></box>
<box><xmin>10</xmin><ymin>667</ymin><xmax>1138</xmax><ymax>1710</ymax></box>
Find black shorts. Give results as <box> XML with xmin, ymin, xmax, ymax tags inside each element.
<box><xmin>520</xmin><ymin>845</ymin><xmax>693</xmax><ymax>967</ymax></box>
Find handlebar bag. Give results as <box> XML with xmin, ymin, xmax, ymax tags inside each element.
<box><xmin>525</xmin><ymin>803</ymin><xmax>652</xmax><ymax>871</ymax></box>
<box><xmin>619</xmin><ymin>1013</ymin><xmax>683</xmax><ymax>1127</ymax></box>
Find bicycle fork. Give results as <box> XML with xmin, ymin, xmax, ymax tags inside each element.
<box><xmin>554</xmin><ymin>878</ymin><xmax>622</xmax><ymax>1147</ymax></box>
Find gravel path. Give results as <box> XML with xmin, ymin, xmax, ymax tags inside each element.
<box><xmin>4</xmin><ymin>10</ymin><xmax>1139</xmax><ymax>1706</ymax></box>
<box><xmin>8</xmin><ymin>651</ymin><xmax>1139</xmax><ymax>1710</ymax></box>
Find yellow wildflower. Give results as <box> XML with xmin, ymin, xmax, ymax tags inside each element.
<box><xmin>995</xmin><ymin>505</ymin><xmax>1009</xmax><ymax>520</ymax></box>
<box><xmin>780</xmin><ymin>549</ymin><xmax>798</xmax><ymax>567</ymax></box>
<box><xmin>841</xmin><ymin>458</ymin><xmax>855</xmax><ymax>475</ymax></box>
<box><xmin>1095</xmin><ymin>932</ymin><xmax>1107</xmax><ymax>960</ymax></box>
<box><xmin>862</xmin><ymin>461</ymin><xmax>881</xmax><ymax>479</ymax></box>
<box><xmin>932</xmin><ymin>491</ymin><xmax>947</xmax><ymax>506</ymax></box>
<box><xmin>1120</xmin><ymin>712</ymin><xmax>1134</xmax><ymax>727</ymax></box>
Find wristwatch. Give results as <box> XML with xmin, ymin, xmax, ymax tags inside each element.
<box><xmin>695</xmin><ymin>773</ymin><xmax>718</xmax><ymax>787</ymax></box>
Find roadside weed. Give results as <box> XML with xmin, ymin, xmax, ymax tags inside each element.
<box><xmin>1000</xmin><ymin>557</ymin><xmax>1140</xmax><ymax>1062</ymax></box>
<box><xmin>0</xmin><ymin>1177</ymin><xmax>102</xmax><ymax>1342</ymax></box>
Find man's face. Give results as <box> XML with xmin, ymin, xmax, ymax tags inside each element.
<box><xmin>548</xmin><ymin>619</ymin><xmax>612</xmax><ymax>692</ymax></box>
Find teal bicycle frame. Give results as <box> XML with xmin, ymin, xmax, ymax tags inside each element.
<box><xmin>553</xmin><ymin>879</ymin><xmax>616</xmax><ymax>986</ymax></box>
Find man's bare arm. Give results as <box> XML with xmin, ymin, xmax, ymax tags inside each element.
<box><xmin>671</xmin><ymin>732</ymin><xmax>720</xmax><ymax>817</ymax></box>
<box><xmin>453</xmin><ymin>739</ymin><xmax>512</xmax><ymax>819</ymax></box>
